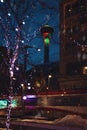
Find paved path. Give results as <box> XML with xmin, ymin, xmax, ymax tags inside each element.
<box><xmin>0</xmin><ymin>118</ymin><xmax>87</xmax><ymax>130</ymax></box>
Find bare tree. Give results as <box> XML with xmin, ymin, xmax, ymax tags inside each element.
<box><xmin>0</xmin><ymin>0</ymin><xmax>59</xmax><ymax>129</ymax></box>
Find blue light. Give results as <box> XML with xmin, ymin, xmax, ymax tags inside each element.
<box><xmin>27</xmin><ymin>95</ymin><xmax>36</xmax><ymax>98</ymax></box>
<box><xmin>23</xmin><ymin>95</ymin><xmax>36</xmax><ymax>100</ymax></box>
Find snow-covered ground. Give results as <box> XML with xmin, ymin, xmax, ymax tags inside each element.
<box><xmin>0</xmin><ymin>128</ymin><xmax>11</xmax><ymax>130</ymax></box>
<box><xmin>21</xmin><ymin>114</ymin><xmax>87</xmax><ymax>129</ymax></box>
<box><xmin>1</xmin><ymin>115</ymin><xmax>87</xmax><ymax>130</ymax></box>
<box><xmin>54</xmin><ymin>115</ymin><xmax>87</xmax><ymax>128</ymax></box>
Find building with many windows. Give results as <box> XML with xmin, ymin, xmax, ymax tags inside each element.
<box><xmin>59</xmin><ymin>0</ymin><xmax>87</xmax><ymax>90</ymax></box>
<box><xmin>26</xmin><ymin>62</ymin><xmax>59</xmax><ymax>93</ymax></box>
<box><xmin>15</xmin><ymin>0</ymin><xmax>87</xmax><ymax>93</ymax></box>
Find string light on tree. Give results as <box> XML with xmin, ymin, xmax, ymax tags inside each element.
<box><xmin>8</xmin><ymin>13</ymin><xmax>11</xmax><ymax>16</ymax></box>
<box><xmin>0</xmin><ymin>0</ymin><xmax>4</xmax><ymax>3</ymax></box>
<box><xmin>0</xmin><ymin>1</ymin><xmax>58</xmax><ymax>129</ymax></box>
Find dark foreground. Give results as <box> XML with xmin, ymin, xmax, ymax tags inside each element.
<box><xmin>0</xmin><ymin>118</ymin><xmax>86</xmax><ymax>130</ymax></box>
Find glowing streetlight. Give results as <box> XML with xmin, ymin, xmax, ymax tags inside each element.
<box><xmin>48</xmin><ymin>74</ymin><xmax>52</xmax><ymax>90</ymax></box>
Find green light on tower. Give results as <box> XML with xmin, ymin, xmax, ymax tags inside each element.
<box><xmin>44</xmin><ymin>37</ymin><xmax>50</xmax><ymax>45</ymax></box>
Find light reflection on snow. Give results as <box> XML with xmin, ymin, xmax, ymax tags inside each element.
<box><xmin>21</xmin><ymin>115</ymin><xmax>87</xmax><ymax>129</ymax></box>
<box><xmin>54</xmin><ymin>115</ymin><xmax>87</xmax><ymax>128</ymax></box>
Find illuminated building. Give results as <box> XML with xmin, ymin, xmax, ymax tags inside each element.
<box><xmin>59</xmin><ymin>0</ymin><xmax>87</xmax><ymax>90</ymax></box>
<box><xmin>26</xmin><ymin>62</ymin><xmax>59</xmax><ymax>93</ymax></box>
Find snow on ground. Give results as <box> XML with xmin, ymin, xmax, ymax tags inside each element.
<box><xmin>53</xmin><ymin>115</ymin><xmax>87</xmax><ymax>128</ymax></box>
<box><xmin>21</xmin><ymin>114</ymin><xmax>87</xmax><ymax>129</ymax></box>
<box><xmin>0</xmin><ymin>128</ymin><xmax>11</xmax><ymax>130</ymax></box>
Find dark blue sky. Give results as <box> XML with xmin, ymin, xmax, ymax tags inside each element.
<box><xmin>0</xmin><ymin>0</ymin><xmax>59</xmax><ymax>70</ymax></box>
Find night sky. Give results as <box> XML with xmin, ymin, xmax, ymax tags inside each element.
<box><xmin>0</xmin><ymin>0</ymin><xmax>59</xmax><ymax>70</ymax></box>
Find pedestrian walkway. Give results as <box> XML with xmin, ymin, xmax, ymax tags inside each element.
<box><xmin>0</xmin><ymin>128</ymin><xmax>12</xmax><ymax>130</ymax></box>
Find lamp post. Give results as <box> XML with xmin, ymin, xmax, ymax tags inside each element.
<box><xmin>48</xmin><ymin>74</ymin><xmax>52</xmax><ymax>90</ymax></box>
<box><xmin>22</xmin><ymin>45</ymin><xmax>40</xmax><ymax>91</ymax></box>
<box><xmin>40</xmin><ymin>25</ymin><xmax>54</xmax><ymax>63</ymax></box>
<box><xmin>23</xmin><ymin>45</ymin><xmax>40</xmax><ymax>72</ymax></box>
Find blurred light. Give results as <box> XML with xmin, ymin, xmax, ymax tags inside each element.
<box><xmin>32</xmin><ymin>87</ymin><xmax>34</xmax><ymax>89</ymax></box>
<box><xmin>16</xmin><ymin>67</ymin><xmax>19</xmax><ymax>71</ymax></box>
<box><xmin>8</xmin><ymin>13</ymin><xmax>11</xmax><ymax>16</ymax></box>
<box><xmin>46</xmin><ymin>87</ymin><xmax>49</xmax><ymax>90</ymax></box>
<box><xmin>36</xmin><ymin>81</ymin><xmax>40</xmax><ymax>87</ymax></box>
<box><xmin>0</xmin><ymin>99</ymin><xmax>17</xmax><ymax>109</ymax></box>
<box><xmin>28</xmin><ymin>82</ymin><xmax>30</xmax><ymax>85</ymax></box>
<box><xmin>21</xmin><ymin>83</ymin><xmax>24</xmax><ymax>87</ymax></box>
<box><xmin>13</xmin><ymin>77</ymin><xmax>16</xmax><ymax>80</ymax></box>
<box><xmin>44</xmin><ymin>37</ymin><xmax>50</xmax><ymax>45</ymax></box>
<box><xmin>37</xmin><ymin>48</ymin><xmax>41</xmax><ymax>52</ymax></box>
<box><xmin>15</xmin><ymin>28</ymin><xmax>18</xmax><ymax>31</ymax></box>
<box><xmin>84</xmin><ymin>66</ymin><xmax>87</xmax><ymax>69</ymax></box>
<box><xmin>22</xmin><ymin>21</ymin><xmax>25</xmax><ymax>24</ymax></box>
<box><xmin>0</xmin><ymin>0</ymin><xmax>4</xmax><ymax>3</ymax></box>
<box><xmin>83</xmin><ymin>66</ymin><xmax>87</xmax><ymax>74</ymax></box>
<box><xmin>12</xmin><ymin>99</ymin><xmax>17</xmax><ymax>108</ymax></box>
<box><xmin>23</xmin><ymin>95</ymin><xmax>36</xmax><ymax>100</ymax></box>
<box><xmin>22</xmin><ymin>40</ymin><xmax>24</xmax><ymax>43</ymax></box>
<box><xmin>48</xmin><ymin>75</ymin><xmax>52</xmax><ymax>78</ymax></box>
<box><xmin>10</xmin><ymin>67</ymin><xmax>12</xmax><ymax>70</ymax></box>
<box><xmin>26</xmin><ymin>15</ymin><xmax>29</xmax><ymax>18</ymax></box>
<box><xmin>23</xmin><ymin>96</ymin><xmax>27</xmax><ymax>100</ymax></box>
<box><xmin>27</xmin><ymin>86</ymin><xmax>31</xmax><ymax>89</ymax></box>
<box><xmin>27</xmin><ymin>95</ymin><xmax>36</xmax><ymax>98</ymax></box>
<box><xmin>10</xmin><ymin>70</ymin><xmax>13</xmax><ymax>77</ymax></box>
<box><xmin>0</xmin><ymin>100</ymin><xmax>7</xmax><ymax>109</ymax></box>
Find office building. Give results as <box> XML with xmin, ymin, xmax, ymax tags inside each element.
<box><xmin>59</xmin><ymin>0</ymin><xmax>87</xmax><ymax>90</ymax></box>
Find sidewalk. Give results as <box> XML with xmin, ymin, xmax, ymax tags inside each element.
<box><xmin>0</xmin><ymin>128</ymin><xmax>12</xmax><ymax>130</ymax></box>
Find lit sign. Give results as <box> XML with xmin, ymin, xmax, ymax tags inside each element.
<box><xmin>0</xmin><ymin>100</ymin><xmax>7</xmax><ymax>109</ymax></box>
<box><xmin>23</xmin><ymin>95</ymin><xmax>36</xmax><ymax>100</ymax></box>
<box><xmin>0</xmin><ymin>99</ymin><xmax>17</xmax><ymax>109</ymax></box>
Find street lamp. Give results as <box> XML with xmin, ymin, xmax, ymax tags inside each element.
<box><xmin>48</xmin><ymin>74</ymin><xmax>52</xmax><ymax>90</ymax></box>
<box><xmin>23</xmin><ymin>45</ymin><xmax>40</xmax><ymax>72</ymax></box>
<box><xmin>22</xmin><ymin>45</ymin><xmax>41</xmax><ymax>93</ymax></box>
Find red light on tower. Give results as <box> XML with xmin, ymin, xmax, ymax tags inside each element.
<box><xmin>43</xmin><ymin>32</ymin><xmax>50</xmax><ymax>45</ymax></box>
<box><xmin>41</xmin><ymin>25</ymin><xmax>54</xmax><ymax>63</ymax></box>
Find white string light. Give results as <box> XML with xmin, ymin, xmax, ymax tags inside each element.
<box><xmin>0</xmin><ymin>0</ymin><xmax>4</xmax><ymax>3</ymax></box>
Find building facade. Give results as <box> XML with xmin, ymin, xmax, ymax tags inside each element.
<box><xmin>26</xmin><ymin>62</ymin><xmax>59</xmax><ymax>93</ymax></box>
<box><xmin>59</xmin><ymin>0</ymin><xmax>87</xmax><ymax>90</ymax></box>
